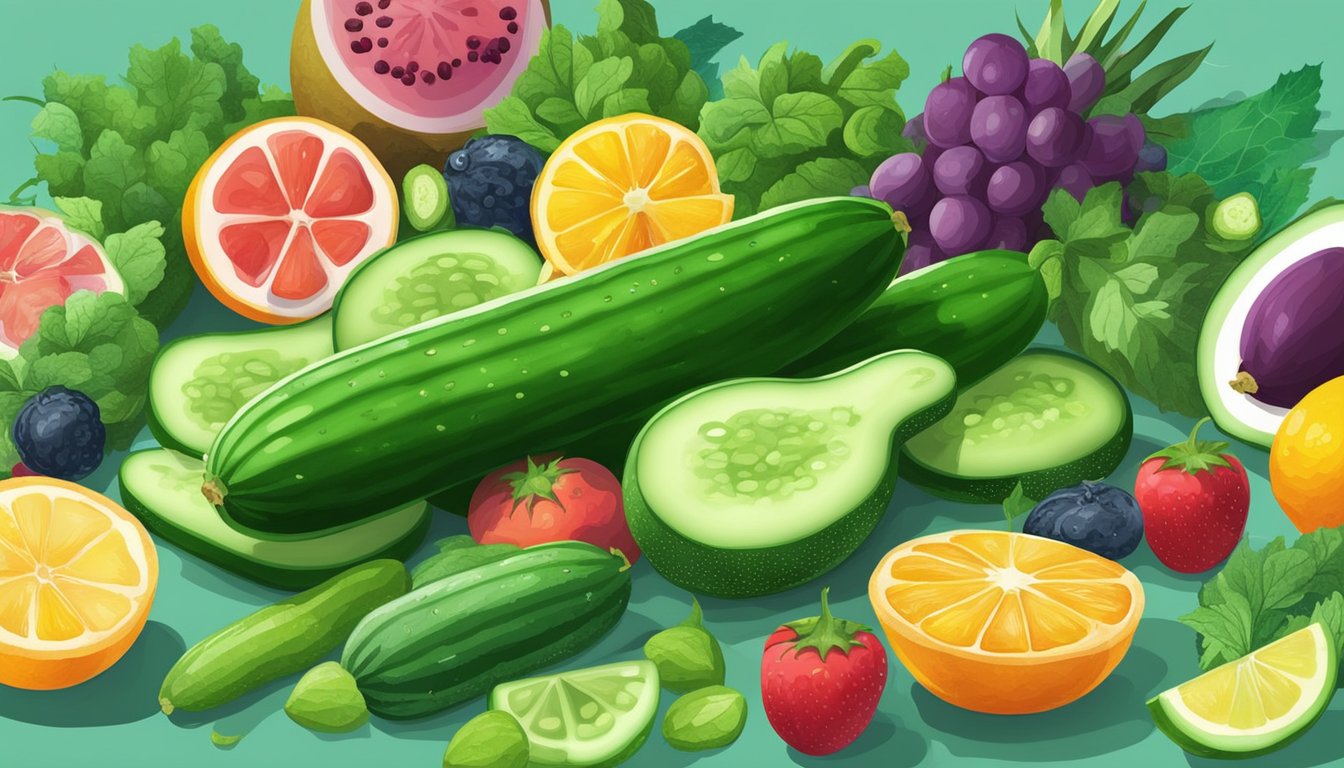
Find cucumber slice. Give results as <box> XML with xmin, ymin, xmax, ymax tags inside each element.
<box><xmin>331</xmin><ymin>229</ymin><xmax>542</xmax><ymax>350</ymax></box>
<box><xmin>626</xmin><ymin>351</ymin><xmax>957</xmax><ymax>597</ymax></box>
<box><xmin>901</xmin><ymin>349</ymin><xmax>1133</xmax><ymax>503</ymax></box>
<box><xmin>119</xmin><ymin>449</ymin><xmax>429</xmax><ymax>590</ymax></box>
<box><xmin>1208</xmin><ymin>192</ymin><xmax>1261</xmax><ymax>242</ymax></box>
<box><xmin>489</xmin><ymin>660</ymin><xmax>660</xmax><ymax>767</ymax></box>
<box><xmin>148</xmin><ymin>316</ymin><xmax>333</xmax><ymax>456</ymax></box>
<box><xmin>1149</xmin><ymin>623</ymin><xmax>1336</xmax><ymax>759</ymax></box>
<box><xmin>402</xmin><ymin>164</ymin><xmax>452</xmax><ymax>232</ymax></box>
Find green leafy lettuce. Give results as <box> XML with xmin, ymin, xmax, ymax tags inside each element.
<box><xmin>483</xmin><ymin>0</ymin><xmax>732</xmax><ymax>153</ymax></box>
<box><xmin>1152</xmin><ymin>65</ymin><xmax>1339</xmax><ymax>240</ymax></box>
<box><xmin>1028</xmin><ymin>174</ymin><xmax>1255</xmax><ymax>417</ymax></box>
<box><xmin>15</xmin><ymin>24</ymin><xmax>294</xmax><ymax>328</ymax></box>
<box><xmin>698</xmin><ymin>40</ymin><xmax>912</xmax><ymax>217</ymax></box>
<box><xmin>1181</xmin><ymin>527</ymin><xmax>1344</xmax><ymax>671</ymax></box>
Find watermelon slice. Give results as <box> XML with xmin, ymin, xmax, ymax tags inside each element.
<box><xmin>0</xmin><ymin>206</ymin><xmax>124</xmax><ymax>356</ymax></box>
<box><xmin>183</xmin><ymin>116</ymin><xmax>399</xmax><ymax>324</ymax></box>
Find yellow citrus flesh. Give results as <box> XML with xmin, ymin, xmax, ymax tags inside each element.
<box><xmin>531</xmin><ymin>114</ymin><xmax>733</xmax><ymax>275</ymax></box>
<box><xmin>0</xmin><ymin>477</ymin><xmax>157</xmax><ymax>689</ymax></box>
<box><xmin>1179</xmin><ymin>627</ymin><xmax>1317</xmax><ymax>728</ymax></box>
<box><xmin>869</xmin><ymin>530</ymin><xmax>1144</xmax><ymax>714</ymax></box>
<box><xmin>1270</xmin><ymin>376</ymin><xmax>1344</xmax><ymax>533</ymax></box>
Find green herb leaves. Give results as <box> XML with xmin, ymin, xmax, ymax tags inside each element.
<box><xmin>1029</xmin><ymin>175</ymin><xmax>1254</xmax><ymax>416</ymax></box>
<box><xmin>1182</xmin><ymin>528</ymin><xmax>1344</xmax><ymax>670</ymax></box>
<box><xmin>1157</xmin><ymin>65</ymin><xmax>1339</xmax><ymax>240</ymax></box>
<box><xmin>699</xmin><ymin>39</ymin><xmax>911</xmax><ymax>217</ymax></box>
<box><xmin>1002</xmin><ymin>482</ymin><xmax>1037</xmax><ymax>529</ymax></box>
<box><xmin>484</xmin><ymin>0</ymin><xmax>728</xmax><ymax>153</ymax></box>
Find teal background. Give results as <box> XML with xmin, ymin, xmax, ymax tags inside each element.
<box><xmin>1</xmin><ymin>1</ymin><xmax>1341</xmax><ymax>766</ymax></box>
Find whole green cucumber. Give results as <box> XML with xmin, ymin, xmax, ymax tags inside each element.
<box><xmin>782</xmin><ymin>249</ymin><xmax>1047</xmax><ymax>386</ymax></box>
<box><xmin>342</xmin><ymin>542</ymin><xmax>632</xmax><ymax>719</ymax></box>
<box><xmin>204</xmin><ymin>197</ymin><xmax>904</xmax><ymax>536</ymax></box>
<box><xmin>158</xmin><ymin>559</ymin><xmax>409</xmax><ymax>714</ymax></box>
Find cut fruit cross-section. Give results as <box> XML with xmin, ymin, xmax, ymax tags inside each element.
<box><xmin>0</xmin><ymin>476</ymin><xmax>158</xmax><ymax>690</ymax></box>
<box><xmin>531</xmin><ymin>113</ymin><xmax>734</xmax><ymax>276</ymax></box>
<box><xmin>1149</xmin><ymin>622</ymin><xmax>1337</xmax><ymax>759</ymax></box>
<box><xmin>489</xmin><ymin>659</ymin><xmax>660</xmax><ymax>767</ymax></box>
<box><xmin>869</xmin><ymin>530</ymin><xmax>1144</xmax><ymax>714</ymax></box>
<box><xmin>183</xmin><ymin>116</ymin><xmax>398</xmax><ymax>324</ymax></box>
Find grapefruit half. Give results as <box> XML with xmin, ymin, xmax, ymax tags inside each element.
<box><xmin>0</xmin><ymin>207</ymin><xmax>123</xmax><ymax>358</ymax></box>
<box><xmin>183</xmin><ymin>116</ymin><xmax>398</xmax><ymax>324</ymax></box>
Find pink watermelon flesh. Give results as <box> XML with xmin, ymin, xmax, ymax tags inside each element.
<box><xmin>0</xmin><ymin>210</ymin><xmax>120</xmax><ymax>351</ymax></box>
<box><xmin>323</xmin><ymin>0</ymin><xmax>538</xmax><ymax>127</ymax></box>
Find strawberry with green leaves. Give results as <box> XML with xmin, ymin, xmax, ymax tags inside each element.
<box><xmin>761</xmin><ymin>588</ymin><xmax>886</xmax><ymax>756</ymax></box>
<box><xmin>1135</xmin><ymin>418</ymin><xmax>1250</xmax><ymax>574</ymax></box>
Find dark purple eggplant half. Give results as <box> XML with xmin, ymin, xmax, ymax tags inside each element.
<box><xmin>1233</xmin><ymin>246</ymin><xmax>1344</xmax><ymax>407</ymax></box>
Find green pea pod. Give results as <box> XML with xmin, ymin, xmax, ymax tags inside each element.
<box><xmin>443</xmin><ymin>710</ymin><xmax>529</xmax><ymax>768</ymax></box>
<box><xmin>662</xmin><ymin>685</ymin><xmax>747</xmax><ymax>751</ymax></box>
<box><xmin>643</xmin><ymin>598</ymin><xmax>725</xmax><ymax>693</ymax></box>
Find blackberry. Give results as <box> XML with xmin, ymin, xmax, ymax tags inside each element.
<box><xmin>12</xmin><ymin>386</ymin><xmax>105</xmax><ymax>480</ymax></box>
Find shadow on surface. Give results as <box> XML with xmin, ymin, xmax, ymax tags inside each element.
<box><xmin>788</xmin><ymin>711</ymin><xmax>927</xmax><ymax>767</ymax></box>
<box><xmin>0</xmin><ymin>620</ymin><xmax>184</xmax><ymax>727</ymax></box>
<box><xmin>1185</xmin><ymin>708</ymin><xmax>1344</xmax><ymax>768</ymax></box>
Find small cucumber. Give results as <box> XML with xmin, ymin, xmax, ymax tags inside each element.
<box><xmin>402</xmin><ymin>164</ymin><xmax>452</xmax><ymax>231</ymax></box>
<box><xmin>159</xmin><ymin>559</ymin><xmax>409</xmax><ymax>714</ymax></box>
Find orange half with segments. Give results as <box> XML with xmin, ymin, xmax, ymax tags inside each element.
<box><xmin>869</xmin><ymin>529</ymin><xmax>1143</xmax><ymax>714</ymax></box>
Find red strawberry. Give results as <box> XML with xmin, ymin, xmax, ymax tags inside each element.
<box><xmin>1134</xmin><ymin>417</ymin><xmax>1250</xmax><ymax>574</ymax></box>
<box><xmin>761</xmin><ymin>587</ymin><xmax>887</xmax><ymax>755</ymax></box>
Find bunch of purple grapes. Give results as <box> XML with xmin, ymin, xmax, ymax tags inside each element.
<box><xmin>863</xmin><ymin>33</ymin><xmax>1168</xmax><ymax>274</ymax></box>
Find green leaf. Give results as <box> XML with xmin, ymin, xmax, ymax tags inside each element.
<box><xmin>834</xmin><ymin>48</ymin><xmax>909</xmax><ymax>113</ymax></box>
<box><xmin>145</xmin><ymin>113</ymin><xmax>212</xmax><ymax>204</ymax></box>
<box><xmin>714</xmin><ymin>147</ymin><xmax>757</xmax><ymax>184</ymax></box>
<box><xmin>34</xmin><ymin>151</ymin><xmax>86</xmax><ymax>198</ymax></box>
<box><xmin>664</xmin><ymin>72</ymin><xmax>709</xmax><ymax>129</ymax></box>
<box><xmin>672</xmin><ymin>16</ymin><xmax>743</xmax><ymax>101</ymax></box>
<box><xmin>485</xmin><ymin>97</ymin><xmax>562</xmax><ymax>153</ymax></box>
<box><xmin>52</xmin><ymin>196</ymin><xmax>105</xmax><ymax>240</ymax></box>
<box><xmin>602</xmin><ymin>89</ymin><xmax>653</xmax><ymax>119</ymax></box>
<box><xmin>41</xmin><ymin>73</ymin><xmax>154</xmax><ymax>150</ymax></box>
<box><xmin>756</xmin><ymin>157</ymin><xmax>869</xmax><ymax>213</ymax></box>
<box><xmin>1034</xmin><ymin>0</ymin><xmax>1070</xmax><ymax>64</ymax></box>
<box><xmin>126</xmin><ymin>38</ymin><xmax>227</xmax><ymax>140</ymax></box>
<box><xmin>1101</xmin><ymin>6</ymin><xmax>1193</xmax><ymax>96</ymax></box>
<box><xmin>822</xmin><ymin>40</ymin><xmax>879</xmax><ymax>96</ymax></box>
<box><xmin>31</xmin><ymin>102</ymin><xmax>83</xmax><ymax>153</ymax></box>
<box><xmin>81</xmin><ymin>130</ymin><xmax>146</xmax><ymax>231</ymax></box>
<box><xmin>753</xmin><ymin>92</ymin><xmax>843</xmax><ymax>158</ymax></box>
<box><xmin>573</xmin><ymin>57</ymin><xmax>634</xmax><ymax>120</ymax></box>
<box><xmin>842</xmin><ymin>106</ymin><xmax>907</xmax><ymax>158</ymax></box>
<box><xmin>756</xmin><ymin>43</ymin><xmax>791</xmax><ymax>107</ymax></box>
<box><xmin>1072</xmin><ymin>0</ymin><xmax>1119</xmax><ymax>56</ymax></box>
<box><xmin>1096</xmin><ymin>0</ymin><xmax>1150</xmax><ymax>69</ymax></box>
<box><xmin>104</xmin><ymin>221</ymin><xmax>167</xmax><ymax>305</ymax></box>
<box><xmin>1109</xmin><ymin>46</ymin><xmax>1212</xmax><ymax>116</ymax></box>
<box><xmin>596</xmin><ymin>0</ymin><xmax>661</xmax><ymax>44</ymax></box>
<box><xmin>25</xmin><ymin>352</ymin><xmax>94</xmax><ymax>392</ymax></box>
<box><xmin>189</xmin><ymin>24</ymin><xmax>262</xmax><ymax>127</ymax></box>
<box><xmin>1002</xmin><ymin>482</ymin><xmax>1037</xmax><ymax>528</ymax></box>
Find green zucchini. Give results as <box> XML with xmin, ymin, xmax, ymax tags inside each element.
<box><xmin>120</xmin><ymin>449</ymin><xmax>430</xmax><ymax>590</ymax></box>
<box><xmin>783</xmin><ymin>249</ymin><xmax>1047</xmax><ymax>388</ymax></box>
<box><xmin>159</xmin><ymin>559</ymin><xmax>410</xmax><ymax>714</ymax></box>
<box><xmin>331</xmin><ymin>229</ymin><xmax>542</xmax><ymax>350</ymax></box>
<box><xmin>148</xmin><ymin>315</ymin><xmax>334</xmax><ymax>456</ymax></box>
<box><xmin>342</xmin><ymin>541</ymin><xmax>632</xmax><ymax>719</ymax></box>
<box><xmin>901</xmin><ymin>349</ymin><xmax>1134</xmax><ymax>502</ymax></box>
<box><xmin>205</xmin><ymin>197</ymin><xmax>904</xmax><ymax>536</ymax></box>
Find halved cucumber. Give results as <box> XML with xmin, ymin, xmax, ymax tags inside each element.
<box><xmin>625</xmin><ymin>351</ymin><xmax>957</xmax><ymax>598</ymax></box>
<box><xmin>401</xmin><ymin>164</ymin><xmax>452</xmax><ymax>232</ymax></box>
<box><xmin>489</xmin><ymin>660</ymin><xmax>660</xmax><ymax>767</ymax></box>
<box><xmin>119</xmin><ymin>449</ymin><xmax>429</xmax><ymax>590</ymax></box>
<box><xmin>901</xmin><ymin>349</ymin><xmax>1133</xmax><ymax>503</ymax></box>
<box><xmin>148</xmin><ymin>316</ymin><xmax>334</xmax><ymax>456</ymax></box>
<box><xmin>1149</xmin><ymin>623</ymin><xmax>1336</xmax><ymax>759</ymax></box>
<box><xmin>331</xmin><ymin>229</ymin><xmax>542</xmax><ymax>350</ymax></box>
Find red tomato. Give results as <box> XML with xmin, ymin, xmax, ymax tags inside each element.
<box><xmin>467</xmin><ymin>454</ymin><xmax>640</xmax><ymax>562</ymax></box>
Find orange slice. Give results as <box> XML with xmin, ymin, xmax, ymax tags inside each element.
<box><xmin>869</xmin><ymin>530</ymin><xmax>1143</xmax><ymax>714</ymax></box>
<box><xmin>531</xmin><ymin>113</ymin><xmax>733</xmax><ymax>275</ymax></box>
<box><xmin>0</xmin><ymin>477</ymin><xmax>158</xmax><ymax>689</ymax></box>
<box><xmin>183</xmin><ymin>116</ymin><xmax>398</xmax><ymax>324</ymax></box>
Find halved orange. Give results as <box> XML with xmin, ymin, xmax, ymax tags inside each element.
<box><xmin>531</xmin><ymin>113</ymin><xmax>733</xmax><ymax>275</ymax></box>
<box><xmin>183</xmin><ymin>116</ymin><xmax>398</xmax><ymax>324</ymax></box>
<box><xmin>0</xmin><ymin>477</ymin><xmax>158</xmax><ymax>689</ymax></box>
<box><xmin>869</xmin><ymin>530</ymin><xmax>1143</xmax><ymax>714</ymax></box>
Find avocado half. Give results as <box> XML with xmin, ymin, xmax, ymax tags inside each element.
<box><xmin>1198</xmin><ymin>203</ymin><xmax>1344</xmax><ymax>449</ymax></box>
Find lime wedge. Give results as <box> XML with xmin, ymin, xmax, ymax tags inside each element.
<box><xmin>489</xmin><ymin>660</ymin><xmax>659</xmax><ymax>767</ymax></box>
<box><xmin>1148</xmin><ymin>622</ymin><xmax>1337</xmax><ymax>758</ymax></box>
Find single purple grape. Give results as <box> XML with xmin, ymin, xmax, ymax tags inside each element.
<box><xmin>869</xmin><ymin>153</ymin><xmax>932</xmax><ymax>213</ymax></box>
<box><xmin>1022</xmin><ymin>58</ymin><xmax>1071</xmax><ymax>112</ymax></box>
<box><xmin>902</xmin><ymin>113</ymin><xmax>929</xmax><ymax>152</ymax></box>
<box><xmin>1064</xmin><ymin>53</ymin><xmax>1105</xmax><ymax>113</ymax></box>
<box><xmin>1026</xmin><ymin>107</ymin><xmax>1087</xmax><ymax>168</ymax></box>
<box><xmin>1136</xmin><ymin>140</ymin><xmax>1168</xmax><ymax>173</ymax></box>
<box><xmin>924</xmin><ymin>77</ymin><xmax>980</xmax><ymax>148</ymax></box>
<box><xmin>1081</xmin><ymin>114</ymin><xmax>1143</xmax><ymax>178</ymax></box>
<box><xmin>970</xmin><ymin>94</ymin><xmax>1028</xmax><ymax>163</ymax></box>
<box><xmin>986</xmin><ymin>215</ymin><xmax>1029</xmax><ymax>251</ymax></box>
<box><xmin>929</xmin><ymin>195</ymin><xmax>992</xmax><ymax>255</ymax></box>
<box><xmin>986</xmin><ymin>161</ymin><xmax>1045</xmax><ymax>216</ymax></box>
<box><xmin>1054</xmin><ymin>163</ymin><xmax>1095</xmax><ymax>202</ymax></box>
<box><xmin>899</xmin><ymin>230</ymin><xmax>945</xmax><ymax>276</ymax></box>
<box><xmin>933</xmin><ymin>145</ymin><xmax>989</xmax><ymax>197</ymax></box>
<box><xmin>851</xmin><ymin>185</ymin><xmax>872</xmax><ymax>198</ymax></box>
<box><xmin>963</xmin><ymin>34</ymin><xmax>1029</xmax><ymax>96</ymax></box>
<box><xmin>1122</xmin><ymin>113</ymin><xmax>1145</xmax><ymax>149</ymax></box>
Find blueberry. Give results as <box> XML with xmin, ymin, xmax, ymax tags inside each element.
<box><xmin>443</xmin><ymin>135</ymin><xmax>545</xmax><ymax>247</ymax></box>
<box><xmin>12</xmin><ymin>386</ymin><xmax>105</xmax><ymax>481</ymax></box>
<box><xmin>1022</xmin><ymin>480</ymin><xmax>1143</xmax><ymax>560</ymax></box>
